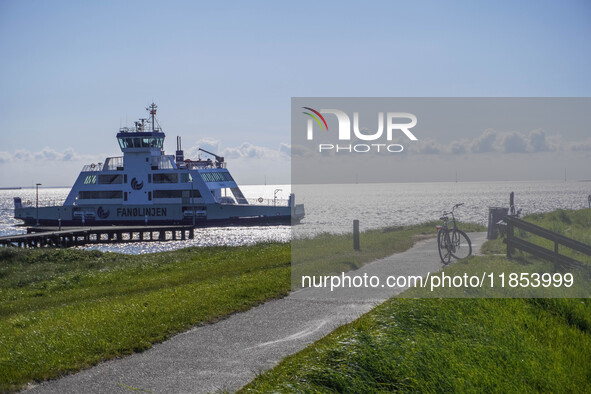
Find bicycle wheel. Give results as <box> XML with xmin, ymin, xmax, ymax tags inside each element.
<box><xmin>449</xmin><ymin>229</ymin><xmax>472</xmax><ymax>260</ymax></box>
<box><xmin>437</xmin><ymin>229</ymin><xmax>452</xmax><ymax>264</ymax></box>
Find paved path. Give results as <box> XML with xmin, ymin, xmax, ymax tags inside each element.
<box><xmin>27</xmin><ymin>233</ymin><xmax>487</xmax><ymax>394</ymax></box>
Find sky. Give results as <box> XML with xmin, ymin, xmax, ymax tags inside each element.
<box><xmin>1</xmin><ymin>0</ymin><xmax>590</xmax><ymax>187</ymax></box>
<box><xmin>292</xmin><ymin>98</ymin><xmax>591</xmax><ymax>183</ymax></box>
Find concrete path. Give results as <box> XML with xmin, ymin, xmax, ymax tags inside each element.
<box><xmin>27</xmin><ymin>232</ymin><xmax>487</xmax><ymax>394</ymax></box>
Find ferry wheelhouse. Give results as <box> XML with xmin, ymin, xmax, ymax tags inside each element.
<box><xmin>14</xmin><ymin>104</ymin><xmax>305</xmax><ymax>226</ymax></box>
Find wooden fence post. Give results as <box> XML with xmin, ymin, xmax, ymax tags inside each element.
<box><xmin>506</xmin><ymin>219</ymin><xmax>514</xmax><ymax>258</ymax></box>
<box><xmin>353</xmin><ymin>220</ymin><xmax>360</xmax><ymax>251</ymax></box>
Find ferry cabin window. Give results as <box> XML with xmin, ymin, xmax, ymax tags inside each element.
<box><xmin>200</xmin><ymin>171</ymin><xmax>234</xmax><ymax>183</ymax></box>
<box><xmin>84</xmin><ymin>175</ymin><xmax>96</xmax><ymax>184</ymax></box>
<box><xmin>98</xmin><ymin>174</ymin><xmax>123</xmax><ymax>184</ymax></box>
<box><xmin>118</xmin><ymin>137</ymin><xmax>164</xmax><ymax>149</ymax></box>
<box><xmin>153</xmin><ymin>190</ymin><xmax>202</xmax><ymax>199</ymax></box>
<box><xmin>180</xmin><ymin>173</ymin><xmax>193</xmax><ymax>183</ymax></box>
<box><xmin>153</xmin><ymin>173</ymin><xmax>178</xmax><ymax>183</ymax></box>
<box><xmin>79</xmin><ymin>191</ymin><xmax>123</xmax><ymax>199</ymax></box>
<box><xmin>143</xmin><ymin>138</ymin><xmax>163</xmax><ymax>148</ymax></box>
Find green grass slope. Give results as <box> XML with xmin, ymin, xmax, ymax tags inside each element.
<box><xmin>0</xmin><ymin>244</ymin><xmax>290</xmax><ymax>392</ymax></box>
<box><xmin>0</xmin><ymin>218</ymin><xmax>465</xmax><ymax>391</ymax></box>
<box><xmin>242</xmin><ymin>209</ymin><xmax>591</xmax><ymax>392</ymax></box>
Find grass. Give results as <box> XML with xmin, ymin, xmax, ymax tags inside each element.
<box><xmin>0</xmin><ymin>219</ymin><xmax>468</xmax><ymax>392</ymax></box>
<box><xmin>0</xmin><ymin>244</ymin><xmax>291</xmax><ymax>392</ymax></box>
<box><xmin>241</xmin><ymin>208</ymin><xmax>591</xmax><ymax>392</ymax></box>
<box><xmin>292</xmin><ymin>221</ymin><xmax>484</xmax><ymax>283</ymax></box>
<box><xmin>4</xmin><ymin>209</ymin><xmax>580</xmax><ymax>392</ymax></box>
<box><xmin>241</xmin><ymin>298</ymin><xmax>591</xmax><ymax>393</ymax></box>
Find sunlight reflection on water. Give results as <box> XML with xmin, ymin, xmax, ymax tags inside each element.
<box><xmin>2</xmin><ymin>181</ymin><xmax>590</xmax><ymax>254</ymax></box>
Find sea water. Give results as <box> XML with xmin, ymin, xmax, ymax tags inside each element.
<box><xmin>293</xmin><ymin>181</ymin><xmax>591</xmax><ymax>237</ymax></box>
<box><xmin>1</xmin><ymin>181</ymin><xmax>589</xmax><ymax>254</ymax></box>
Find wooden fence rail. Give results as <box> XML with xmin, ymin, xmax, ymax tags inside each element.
<box><xmin>505</xmin><ymin>215</ymin><xmax>591</xmax><ymax>267</ymax></box>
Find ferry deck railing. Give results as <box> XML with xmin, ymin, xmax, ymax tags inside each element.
<box><xmin>82</xmin><ymin>156</ymin><xmax>124</xmax><ymax>172</ymax></box>
<box><xmin>219</xmin><ymin>198</ymin><xmax>289</xmax><ymax>207</ymax></box>
<box><xmin>19</xmin><ymin>199</ymin><xmax>66</xmax><ymax>208</ymax></box>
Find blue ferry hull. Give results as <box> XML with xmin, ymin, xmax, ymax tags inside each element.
<box><xmin>15</xmin><ymin>203</ymin><xmax>304</xmax><ymax>227</ymax></box>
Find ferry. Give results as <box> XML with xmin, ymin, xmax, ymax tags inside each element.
<box><xmin>14</xmin><ymin>104</ymin><xmax>305</xmax><ymax>226</ymax></box>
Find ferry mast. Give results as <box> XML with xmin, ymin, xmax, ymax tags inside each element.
<box><xmin>147</xmin><ymin>102</ymin><xmax>158</xmax><ymax>132</ymax></box>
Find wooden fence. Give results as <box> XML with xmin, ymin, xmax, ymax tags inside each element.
<box><xmin>505</xmin><ymin>215</ymin><xmax>591</xmax><ymax>267</ymax></box>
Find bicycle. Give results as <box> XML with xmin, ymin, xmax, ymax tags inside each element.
<box><xmin>436</xmin><ymin>203</ymin><xmax>472</xmax><ymax>264</ymax></box>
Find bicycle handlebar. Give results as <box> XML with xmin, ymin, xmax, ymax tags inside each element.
<box><xmin>441</xmin><ymin>203</ymin><xmax>464</xmax><ymax>220</ymax></box>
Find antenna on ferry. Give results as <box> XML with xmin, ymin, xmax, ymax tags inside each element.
<box><xmin>176</xmin><ymin>136</ymin><xmax>184</xmax><ymax>164</ymax></box>
<box><xmin>147</xmin><ymin>102</ymin><xmax>158</xmax><ymax>132</ymax></box>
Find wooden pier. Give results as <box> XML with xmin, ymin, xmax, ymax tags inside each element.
<box><xmin>0</xmin><ymin>225</ymin><xmax>195</xmax><ymax>248</ymax></box>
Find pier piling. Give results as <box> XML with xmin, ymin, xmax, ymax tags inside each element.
<box><xmin>0</xmin><ymin>225</ymin><xmax>196</xmax><ymax>249</ymax></box>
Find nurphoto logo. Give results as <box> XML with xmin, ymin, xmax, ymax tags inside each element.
<box><xmin>302</xmin><ymin>107</ymin><xmax>418</xmax><ymax>153</ymax></box>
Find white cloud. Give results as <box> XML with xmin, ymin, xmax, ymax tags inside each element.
<box><xmin>409</xmin><ymin>138</ymin><xmax>441</xmax><ymax>154</ymax></box>
<box><xmin>14</xmin><ymin>150</ymin><xmax>32</xmax><ymax>161</ymax></box>
<box><xmin>279</xmin><ymin>143</ymin><xmax>291</xmax><ymax>157</ymax></box>
<box><xmin>0</xmin><ymin>147</ymin><xmax>93</xmax><ymax>164</ymax></box>
<box><xmin>222</xmin><ymin>142</ymin><xmax>280</xmax><ymax>160</ymax></box>
<box><xmin>61</xmin><ymin>147</ymin><xmax>80</xmax><ymax>161</ymax></box>
<box><xmin>0</xmin><ymin>151</ymin><xmax>12</xmax><ymax>164</ymax></box>
<box><xmin>570</xmin><ymin>138</ymin><xmax>591</xmax><ymax>151</ymax></box>
<box><xmin>184</xmin><ymin>140</ymin><xmax>290</xmax><ymax>161</ymax></box>
<box><xmin>185</xmin><ymin>138</ymin><xmax>221</xmax><ymax>159</ymax></box>
<box><xmin>1</xmin><ymin>140</ymin><xmax>291</xmax><ymax>166</ymax></box>
<box><xmin>196</xmin><ymin>138</ymin><xmax>220</xmax><ymax>153</ymax></box>
<box><xmin>407</xmin><ymin>128</ymin><xmax>573</xmax><ymax>156</ymax></box>
<box><xmin>449</xmin><ymin>140</ymin><xmax>468</xmax><ymax>154</ymax></box>
<box><xmin>500</xmin><ymin>132</ymin><xmax>528</xmax><ymax>153</ymax></box>
<box><xmin>528</xmin><ymin>129</ymin><xmax>549</xmax><ymax>152</ymax></box>
<box><xmin>469</xmin><ymin>129</ymin><xmax>497</xmax><ymax>153</ymax></box>
<box><xmin>289</xmin><ymin>144</ymin><xmax>315</xmax><ymax>158</ymax></box>
<box><xmin>34</xmin><ymin>147</ymin><xmax>60</xmax><ymax>161</ymax></box>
